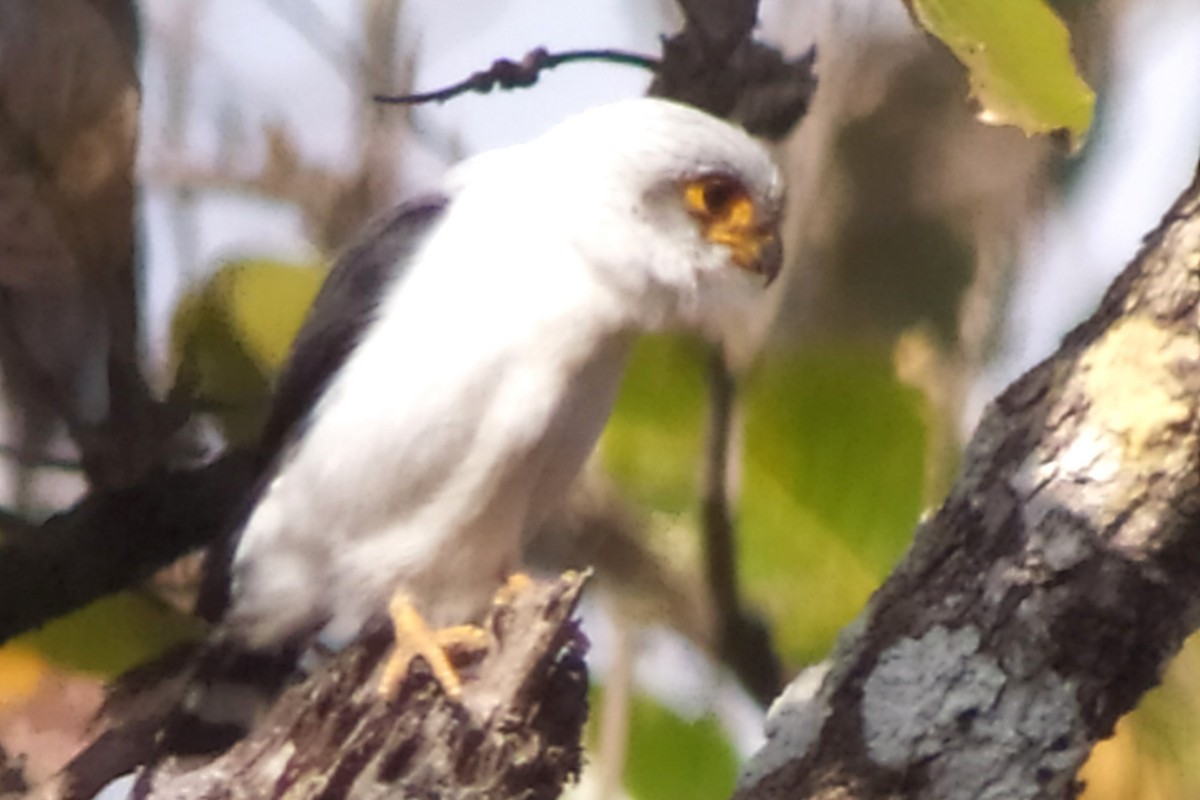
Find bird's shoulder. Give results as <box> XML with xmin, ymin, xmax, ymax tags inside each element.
<box><xmin>257</xmin><ymin>196</ymin><xmax>448</xmax><ymax>461</ymax></box>
<box><xmin>197</xmin><ymin>197</ymin><xmax>447</xmax><ymax>624</ymax></box>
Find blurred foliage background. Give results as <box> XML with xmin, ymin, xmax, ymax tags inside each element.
<box><xmin>1</xmin><ymin>0</ymin><xmax>1199</xmax><ymax>798</ymax></box>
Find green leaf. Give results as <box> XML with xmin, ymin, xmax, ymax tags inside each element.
<box><xmin>588</xmin><ymin>686</ymin><xmax>739</xmax><ymax>800</ymax></box>
<box><xmin>740</xmin><ymin>345</ymin><xmax>927</xmax><ymax>665</ymax></box>
<box><xmin>911</xmin><ymin>0</ymin><xmax>1095</xmax><ymax>149</ymax></box>
<box><xmin>171</xmin><ymin>258</ymin><xmax>324</xmax><ymax>444</ymax></box>
<box><xmin>602</xmin><ymin>338</ymin><xmax>927</xmax><ymax>668</ymax></box>
<box><xmin>12</xmin><ymin>592</ymin><xmax>203</xmax><ymax>677</ymax></box>
<box><xmin>625</xmin><ymin>694</ymin><xmax>738</xmax><ymax>800</ymax></box>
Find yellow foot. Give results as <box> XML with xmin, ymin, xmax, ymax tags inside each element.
<box><xmin>379</xmin><ymin>594</ymin><xmax>488</xmax><ymax>700</ymax></box>
<box><xmin>493</xmin><ymin>572</ymin><xmax>534</xmax><ymax>607</ymax></box>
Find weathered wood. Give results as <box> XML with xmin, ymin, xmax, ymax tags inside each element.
<box><xmin>0</xmin><ymin>744</ymin><xmax>29</xmax><ymax>797</ymax></box>
<box><xmin>125</xmin><ymin>572</ymin><xmax>590</xmax><ymax>800</ymax></box>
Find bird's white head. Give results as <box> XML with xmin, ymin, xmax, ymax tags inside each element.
<box><xmin>453</xmin><ymin>98</ymin><xmax>786</xmax><ymax>357</ymax></box>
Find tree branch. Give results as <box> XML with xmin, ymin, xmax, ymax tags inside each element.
<box><xmin>736</xmin><ymin>163</ymin><xmax>1200</xmax><ymax>799</ymax></box>
<box><xmin>373</xmin><ymin>47</ymin><xmax>658</xmax><ymax>106</ymax></box>
<box><xmin>702</xmin><ymin>349</ymin><xmax>782</xmax><ymax>706</ymax></box>
<box><xmin>0</xmin><ymin>451</ymin><xmax>256</xmax><ymax>644</ymax></box>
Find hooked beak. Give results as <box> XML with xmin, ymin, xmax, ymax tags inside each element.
<box><xmin>723</xmin><ymin>229</ymin><xmax>783</xmax><ymax>287</ymax></box>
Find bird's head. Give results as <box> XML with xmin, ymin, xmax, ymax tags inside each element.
<box><xmin>465</xmin><ymin>98</ymin><xmax>786</xmax><ymax>358</ymax></box>
<box><xmin>446</xmin><ymin>97</ymin><xmax>782</xmax><ymax>359</ymax></box>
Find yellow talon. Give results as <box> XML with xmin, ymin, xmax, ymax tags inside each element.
<box><xmin>380</xmin><ymin>594</ymin><xmax>484</xmax><ymax>699</ymax></box>
<box><xmin>435</xmin><ymin>624</ymin><xmax>489</xmax><ymax>658</ymax></box>
<box><xmin>493</xmin><ymin>572</ymin><xmax>534</xmax><ymax>606</ymax></box>
<box><xmin>379</xmin><ymin>575</ymin><xmax>534</xmax><ymax>700</ymax></box>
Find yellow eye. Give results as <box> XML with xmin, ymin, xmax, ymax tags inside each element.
<box><xmin>684</xmin><ymin>175</ymin><xmax>756</xmax><ymax>232</ymax></box>
<box><xmin>682</xmin><ymin>174</ymin><xmax>781</xmax><ymax>284</ymax></box>
<box><xmin>685</xmin><ymin>175</ymin><xmax>748</xmax><ymax>220</ymax></box>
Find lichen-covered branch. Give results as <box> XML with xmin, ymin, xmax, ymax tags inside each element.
<box><xmin>736</xmin><ymin>163</ymin><xmax>1200</xmax><ymax>799</ymax></box>
<box><xmin>59</xmin><ymin>572</ymin><xmax>590</xmax><ymax>800</ymax></box>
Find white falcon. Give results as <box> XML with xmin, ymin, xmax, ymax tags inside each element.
<box><xmin>202</xmin><ymin>97</ymin><xmax>784</xmax><ymax>703</ymax></box>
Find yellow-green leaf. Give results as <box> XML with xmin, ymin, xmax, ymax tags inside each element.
<box><xmin>216</xmin><ymin>259</ymin><xmax>326</xmax><ymax>372</ymax></box>
<box><xmin>0</xmin><ymin>645</ymin><xmax>47</xmax><ymax>706</ymax></box>
<box><xmin>9</xmin><ymin>592</ymin><xmax>203</xmax><ymax>677</ymax></box>
<box><xmin>171</xmin><ymin>258</ymin><xmax>324</xmax><ymax>444</ymax></box>
<box><xmin>588</xmin><ymin>686</ymin><xmax>739</xmax><ymax>800</ymax></box>
<box><xmin>740</xmin><ymin>345</ymin><xmax>928</xmax><ymax>666</ymax></box>
<box><xmin>911</xmin><ymin>0</ymin><xmax>1095</xmax><ymax>149</ymax></box>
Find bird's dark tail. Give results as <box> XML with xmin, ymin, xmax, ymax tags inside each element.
<box><xmin>61</xmin><ymin>636</ymin><xmax>299</xmax><ymax>799</ymax></box>
<box><xmin>152</xmin><ymin>638</ymin><xmax>300</xmax><ymax>756</ymax></box>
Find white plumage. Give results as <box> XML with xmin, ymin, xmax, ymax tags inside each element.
<box><xmin>223</xmin><ymin>98</ymin><xmax>784</xmax><ymax>650</ymax></box>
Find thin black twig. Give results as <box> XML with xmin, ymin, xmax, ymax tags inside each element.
<box><xmin>702</xmin><ymin>350</ymin><xmax>738</xmax><ymax>628</ymax></box>
<box><xmin>374</xmin><ymin>47</ymin><xmax>659</xmax><ymax>105</ymax></box>
<box><xmin>701</xmin><ymin>348</ymin><xmax>781</xmax><ymax>706</ymax></box>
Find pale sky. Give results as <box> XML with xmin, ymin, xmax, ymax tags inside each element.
<box><xmin>136</xmin><ymin>0</ymin><xmax>668</xmax><ymax>358</ymax></box>
<box><xmin>970</xmin><ymin>0</ymin><xmax>1200</xmax><ymax>429</ymax></box>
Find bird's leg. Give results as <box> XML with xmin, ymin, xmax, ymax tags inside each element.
<box><xmin>379</xmin><ymin>594</ymin><xmax>487</xmax><ymax>700</ymax></box>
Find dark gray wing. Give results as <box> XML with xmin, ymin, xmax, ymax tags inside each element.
<box><xmin>257</xmin><ymin>196</ymin><xmax>448</xmax><ymax>463</ymax></box>
<box><xmin>197</xmin><ymin>197</ymin><xmax>448</xmax><ymax>622</ymax></box>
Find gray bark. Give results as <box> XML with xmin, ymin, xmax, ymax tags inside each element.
<box><xmin>736</xmin><ymin>163</ymin><xmax>1200</xmax><ymax>799</ymax></box>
